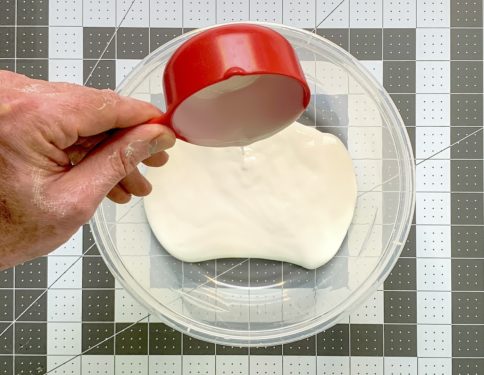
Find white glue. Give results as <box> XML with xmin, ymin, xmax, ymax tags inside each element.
<box><xmin>144</xmin><ymin>122</ymin><xmax>357</xmax><ymax>269</ymax></box>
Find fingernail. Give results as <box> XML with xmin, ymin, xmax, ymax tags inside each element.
<box><xmin>149</xmin><ymin>132</ymin><xmax>175</xmax><ymax>155</ymax></box>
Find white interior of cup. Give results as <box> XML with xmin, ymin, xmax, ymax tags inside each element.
<box><xmin>171</xmin><ymin>74</ymin><xmax>306</xmax><ymax>147</ymax></box>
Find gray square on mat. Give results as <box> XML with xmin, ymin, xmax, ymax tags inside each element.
<box><xmin>451</xmin><ymin>193</ymin><xmax>484</xmax><ymax>225</ymax></box>
<box><xmin>451</xmin><ymin>126</ymin><xmax>483</xmax><ymax>159</ymax></box>
<box><xmin>451</xmin><ymin>61</ymin><xmax>483</xmax><ymax>93</ymax></box>
<box><xmin>453</xmin><ymin>325</ymin><xmax>484</xmax><ymax>357</ymax></box>
<box><xmin>384</xmin><ymin>291</ymin><xmax>417</xmax><ymax>323</ymax></box>
<box><xmin>350</xmin><ymin>324</ymin><xmax>383</xmax><ymax>356</ymax></box>
<box><xmin>16</xmin><ymin>27</ymin><xmax>48</xmax><ymax>58</ymax></box>
<box><xmin>384</xmin><ymin>258</ymin><xmax>416</xmax><ymax>291</ymax></box>
<box><xmin>316</xmin><ymin>29</ymin><xmax>349</xmax><ymax>50</ymax></box>
<box><xmin>451</xmin><ymin>0</ymin><xmax>483</xmax><ymax>27</ymax></box>
<box><xmin>451</xmin><ymin>226</ymin><xmax>484</xmax><ymax>258</ymax></box>
<box><xmin>316</xmin><ymin>325</ymin><xmax>349</xmax><ymax>356</ymax></box>
<box><xmin>349</xmin><ymin>29</ymin><xmax>382</xmax><ymax>60</ymax></box>
<box><xmin>451</xmin><ymin>160</ymin><xmax>484</xmax><ymax>192</ymax></box>
<box><xmin>383</xmin><ymin>29</ymin><xmax>416</xmax><ymax>60</ymax></box>
<box><xmin>452</xmin><ymin>292</ymin><xmax>484</xmax><ymax>324</ymax></box>
<box><xmin>16</xmin><ymin>59</ymin><xmax>48</xmax><ymax>80</ymax></box>
<box><xmin>452</xmin><ymin>259</ymin><xmax>484</xmax><ymax>291</ymax></box>
<box><xmin>451</xmin><ymin>29</ymin><xmax>483</xmax><ymax>60</ymax></box>
<box><xmin>384</xmin><ymin>325</ymin><xmax>417</xmax><ymax>357</ymax></box>
<box><xmin>383</xmin><ymin>61</ymin><xmax>416</xmax><ymax>93</ymax></box>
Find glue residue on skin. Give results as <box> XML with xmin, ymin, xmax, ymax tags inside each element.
<box><xmin>144</xmin><ymin>122</ymin><xmax>357</xmax><ymax>270</ymax></box>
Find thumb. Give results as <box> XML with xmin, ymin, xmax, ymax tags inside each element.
<box><xmin>67</xmin><ymin>124</ymin><xmax>175</xmax><ymax>207</ymax></box>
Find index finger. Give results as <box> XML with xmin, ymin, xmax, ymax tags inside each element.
<box><xmin>54</xmin><ymin>86</ymin><xmax>163</xmax><ymax>137</ymax></box>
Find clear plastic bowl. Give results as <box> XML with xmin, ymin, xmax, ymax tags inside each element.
<box><xmin>91</xmin><ymin>22</ymin><xmax>415</xmax><ymax>346</ymax></box>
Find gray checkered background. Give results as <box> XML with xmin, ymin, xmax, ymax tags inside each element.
<box><xmin>0</xmin><ymin>0</ymin><xmax>483</xmax><ymax>374</ymax></box>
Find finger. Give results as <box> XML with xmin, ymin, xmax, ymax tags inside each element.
<box><xmin>107</xmin><ymin>185</ymin><xmax>132</xmax><ymax>204</ymax></box>
<box><xmin>65</xmin><ymin>133</ymin><xmax>110</xmax><ymax>165</ymax></box>
<box><xmin>65</xmin><ymin>124</ymin><xmax>175</xmax><ymax>207</ymax></box>
<box><xmin>119</xmin><ymin>168</ymin><xmax>152</xmax><ymax>197</ymax></box>
<box><xmin>52</xmin><ymin>87</ymin><xmax>163</xmax><ymax>137</ymax></box>
<box><xmin>142</xmin><ymin>151</ymin><xmax>170</xmax><ymax>167</ymax></box>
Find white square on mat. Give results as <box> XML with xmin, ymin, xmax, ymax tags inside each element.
<box><xmin>417</xmin><ymin>291</ymin><xmax>452</xmax><ymax>324</ymax></box>
<box><xmin>416</xmin><ymin>62</ymin><xmax>450</xmax><ymax>94</ymax></box>
<box><xmin>384</xmin><ymin>357</ymin><xmax>418</xmax><ymax>375</ymax></box>
<box><xmin>351</xmin><ymin>357</ymin><xmax>384</xmax><ymax>375</ymax></box>
<box><xmin>417</xmin><ymin>258</ymin><xmax>452</xmax><ymax>291</ymax></box>
<box><xmin>417</xmin><ymin>225</ymin><xmax>451</xmax><ymax>258</ymax></box>
<box><xmin>51</xmin><ymin>228</ymin><xmax>82</xmax><ymax>256</ymax></box>
<box><xmin>184</xmin><ymin>0</ymin><xmax>217</xmax><ymax>28</ymax></box>
<box><xmin>149</xmin><ymin>356</ymin><xmax>181</xmax><ymax>375</ymax></box>
<box><xmin>47</xmin><ymin>356</ymin><xmax>81</xmax><ymax>375</ymax></box>
<box><xmin>116</xmin><ymin>0</ymin><xmax>149</xmax><ymax>27</ymax></box>
<box><xmin>353</xmin><ymin>160</ymin><xmax>382</xmax><ymax>191</ymax></box>
<box><xmin>416</xmin><ymin>192</ymin><xmax>451</xmax><ymax>225</ymax></box>
<box><xmin>417</xmin><ymin>0</ymin><xmax>450</xmax><ymax>27</ymax></box>
<box><xmin>316</xmin><ymin>0</ymin><xmax>349</xmax><ymax>28</ymax></box>
<box><xmin>249</xmin><ymin>0</ymin><xmax>283</xmax><ymax>23</ymax></box>
<box><xmin>351</xmin><ymin>192</ymin><xmax>383</xmax><ymax>225</ymax></box>
<box><xmin>416</xmin><ymin>28</ymin><xmax>451</xmax><ymax>61</ymax></box>
<box><xmin>216</xmin><ymin>356</ymin><xmax>249</xmax><ymax>375</ymax></box>
<box><xmin>115</xmin><ymin>289</ymin><xmax>150</xmax><ymax>322</ymax></box>
<box><xmin>116</xmin><ymin>356</ymin><xmax>148</xmax><ymax>375</ymax></box>
<box><xmin>48</xmin><ymin>289</ymin><xmax>82</xmax><ymax>322</ymax></box>
<box><xmin>418</xmin><ymin>358</ymin><xmax>452</xmax><ymax>375</ymax></box>
<box><xmin>349</xmin><ymin>94</ymin><xmax>382</xmax><ymax>127</ymax></box>
<box><xmin>283</xmin><ymin>357</ymin><xmax>316</xmax><ymax>375</ymax></box>
<box><xmin>350</xmin><ymin>0</ymin><xmax>383</xmax><ymax>28</ymax></box>
<box><xmin>83</xmin><ymin>0</ymin><xmax>115</xmax><ymax>27</ymax></box>
<box><xmin>360</xmin><ymin>61</ymin><xmax>383</xmax><ymax>85</ymax></box>
<box><xmin>416</xmin><ymin>94</ymin><xmax>450</xmax><ymax>126</ymax></box>
<box><xmin>81</xmin><ymin>355</ymin><xmax>114</xmax><ymax>375</ymax></box>
<box><xmin>383</xmin><ymin>0</ymin><xmax>417</xmax><ymax>28</ymax></box>
<box><xmin>283</xmin><ymin>0</ymin><xmax>316</xmax><ymax>28</ymax></box>
<box><xmin>217</xmin><ymin>0</ymin><xmax>250</xmax><ymax>22</ymax></box>
<box><xmin>415</xmin><ymin>127</ymin><xmax>450</xmax><ymax>160</ymax></box>
<box><xmin>417</xmin><ymin>325</ymin><xmax>452</xmax><ymax>357</ymax></box>
<box><xmin>317</xmin><ymin>357</ymin><xmax>350</xmax><ymax>375</ymax></box>
<box><xmin>49</xmin><ymin>60</ymin><xmax>83</xmax><ymax>85</ymax></box>
<box><xmin>183</xmin><ymin>356</ymin><xmax>215</xmax><ymax>375</ymax></box>
<box><xmin>348</xmin><ymin>127</ymin><xmax>383</xmax><ymax>159</ymax></box>
<box><xmin>116</xmin><ymin>59</ymin><xmax>141</xmax><ymax>87</ymax></box>
<box><xmin>49</xmin><ymin>27</ymin><xmax>83</xmax><ymax>59</ymax></box>
<box><xmin>48</xmin><ymin>256</ymin><xmax>82</xmax><ymax>289</ymax></box>
<box><xmin>47</xmin><ymin>322</ymin><xmax>82</xmax><ymax>355</ymax></box>
<box><xmin>49</xmin><ymin>0</ymin><xmax>82</xmax><ymax>26</ymax></box>
<box><xmin>347</xmin><ymin>224</ymin><xmax>383</xmax><ymax>257</ymax></box>
<box><xmin>250</xmin><ymin>356</ymin><xmax>282</xmax><ymax>375</ymax></box>
<box><xmin>416</xmin><ymin>159</ymin><xmax>450</xmax><ymax>192</ymax></box>
<box><xmin>150</xmin><ymin>0</ymin><xmax>182</xmax><ymax>27</ymax></box>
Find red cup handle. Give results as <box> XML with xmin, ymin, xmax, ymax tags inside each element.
<box><xmin>147</xmin><ymin>112</ymin><xmax>169</xmax><ymax>126</ymax></box>
<box><xmin>147</xmin><ymin>112</ymin><xmax>187</xmax><ymax>142</ymax></box>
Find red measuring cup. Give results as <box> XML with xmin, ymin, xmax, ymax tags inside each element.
<box><xmin>148</xmin><ymin>23</ymin><xmax>311</xmax><ymax>147</ymax></box>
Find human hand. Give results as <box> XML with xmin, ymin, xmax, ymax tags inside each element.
<box><xmin>0</xmin><ymin>71</ymin><xmax>175</xmax><ymax>269</ymax></box>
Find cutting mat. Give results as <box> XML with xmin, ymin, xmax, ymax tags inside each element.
<box><xmin>0</xmin><ymin>0</ymin><xmax>483</xmax><ymax>374</ymax></box>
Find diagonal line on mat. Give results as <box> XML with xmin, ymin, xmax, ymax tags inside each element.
<box><xmin>83</xmin><ymin>0</ymin><xmax>138</xmax><ymax>86</ymax></box>
<box><xmin>43</xmin><ymin>258</ymin><xmax>249</xmax><ymax>374</ymax></box>
<box><xmin>415</xmin><ymin>127</ymin><xmax>483</xmax><ymax>166</ymax></box>
<box><xmin>0</xmin><ymin>198</ymin><xmax>144</xmax><ymax>340</ymax></box>
<box><xmin>310</xmin><ymin>0</ymin><xmax>347</xmax><ymax>34</ymax></box>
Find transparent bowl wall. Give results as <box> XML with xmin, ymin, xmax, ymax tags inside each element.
<box><xmin>91</xmin><ymin>22</ymin><xmax>415</xmax><ymax>346</ymax></box>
